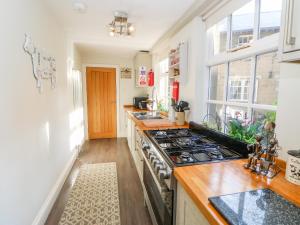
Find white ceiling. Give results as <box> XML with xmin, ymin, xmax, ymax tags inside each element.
<box><xmin>44</xmin><ymin>0</ymin><xmax>196</xmax><ymax>57</ymax></box>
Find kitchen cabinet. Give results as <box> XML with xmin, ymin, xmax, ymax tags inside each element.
<box><xmin>127</xmin><ymin>116</ymin><xmax>132</xmax><ymax>150</ymax></box>
<box><xmin>280</xmin><ymin>0</ymin><xmax>300</xmax><ymax>62</ymax></box>
<box><xmin>126</xmin><ymin>114</ymin><xmax>144</xmax><ymax>183</ymax></box>
<box><xmin>176</xmin><ymin>183</ymin><xmax>210</xmax><ymax>225</ymax></box>
<box><xmin>134</xmin><ymin>129</ymin><xmax>144</xmax><ymax>182</ymax></box>
<box><xmin>127</xmin><ymin>116</ymin><xmax>136</xmax><ymax>155</ymax></box>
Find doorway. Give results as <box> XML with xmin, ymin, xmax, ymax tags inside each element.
<box><xmin>86</xmin><ymin>67</ymin><xmax>117</xmax><ymax>139</ymax></box>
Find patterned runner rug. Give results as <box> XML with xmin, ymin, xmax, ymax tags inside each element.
<box><xmin>58</xmin><ymin>162</ymin><xmax>121</xmax><ymax>225</ymax></box>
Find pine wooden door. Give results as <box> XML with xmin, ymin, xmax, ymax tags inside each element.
<box><xmin>86</xmin><ymin>67</ymin><xmax>117</xmax><ymax>139</ymax></box>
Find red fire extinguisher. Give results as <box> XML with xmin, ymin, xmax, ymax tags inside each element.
<box><xmin>172</xmin><ymin>81</ymin><xmax>179</xmax><ymax>102</ymax></box>
<box><xmin>148</xmin><ymin>69</ymin><xmax>154</xmax><ymax>86</ymax></box>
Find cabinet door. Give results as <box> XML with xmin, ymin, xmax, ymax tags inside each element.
<box><xmin>127</xmin><ymin>118</ymin><xmax>132</xmax><ymax>150</ymax></box>
<box><xmin>131</xmin><ymin>122</ymin><xmax>136</xmax><ymax>154</ymax></box>
<box><xmin>283</xmin><ymin>0</ymin><xmax>300</xmax><ymax>53</ymax></box>
<box><xmin>176</xmin><ymin>184</ymin><xmax>210</xmax><ymax>225</ymax></box>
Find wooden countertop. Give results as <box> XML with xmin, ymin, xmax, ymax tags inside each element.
<box><xmin>123</xmin><ymin>105</ymin><xmax>149</xmax><ymax>113</ymax></box>
<box><xmin>123</xmin><ymin>105</ymin><xmax>189</xmax><ymax>130</ymax></box>
<box><xmin>174</xmin><ymin>159</ymin><xmax>300</xmax><ymax>225</ymax></box>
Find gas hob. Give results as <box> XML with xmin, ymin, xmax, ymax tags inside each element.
<box><xmin>145</xmin><ymin>127</ymin><xmax>244</xmax><ymax>166</ymax></box>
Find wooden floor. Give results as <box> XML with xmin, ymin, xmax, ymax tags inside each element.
<box><xmin>45</xmin><ymin>138</ymin><xmax>152</xmax><ymax>225</ymax></box>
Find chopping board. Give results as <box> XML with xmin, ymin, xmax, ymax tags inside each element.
<box><xmin>142</xmin><ymin>119</ymin><xmax>174</xmax><ymax>127</ymax></box>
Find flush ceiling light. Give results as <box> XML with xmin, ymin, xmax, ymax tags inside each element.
<box><xmin>73</xmin><ymin>1</ymin><xmax>87</xmax><ymax>13</ymax></box>
<box><xmin>108</xmin><ymin>11</ymin><xmax>135</xmax><ymax>37</ymax></box>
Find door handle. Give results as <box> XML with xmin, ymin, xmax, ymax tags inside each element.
<box><xmin>286</xmin><ymin>0</ymin><xmax>296</xmax><ymax>45</ymax></box>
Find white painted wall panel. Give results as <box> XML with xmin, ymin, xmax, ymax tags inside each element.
<box><xmin>0</xmin><ymin>0</ymin><xmax>80</xmax><ymax>224</ymax></box>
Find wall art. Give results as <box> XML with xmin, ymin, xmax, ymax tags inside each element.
<box><xmin>120</xmin><ymin>67</ymin><xmax>132</xmax><ymax>79</ymax></box>
<box><xmin>23</xmin><ymin>34</ymin><xmax>56</xmax><ymax>91</ymax></box>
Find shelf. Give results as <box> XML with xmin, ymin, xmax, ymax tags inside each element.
<box><xmin>168</xmin><ymin>41</ymin><xmax>188</xmax><ymax>84</ymax></box>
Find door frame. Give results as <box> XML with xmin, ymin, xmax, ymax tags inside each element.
<box><xmin>82</xmin><ymin>64</ymin><xmax>120</xmax><ymax>139</ymax></box>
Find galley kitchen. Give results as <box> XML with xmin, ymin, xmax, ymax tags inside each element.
<box><xmin>2</xmin><ymin>0</ymin><xmax>300</xmax><ymax>225</ymax></box>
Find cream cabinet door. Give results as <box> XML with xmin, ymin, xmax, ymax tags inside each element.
<box><xmin>176</xmin><ymin>183</ymin><xmax>210</xmax><ymax>225</ymax></box>
<box><xmin>131</xmin><ymin>121</ymin><xmax>136</xmax><ymax>155</ymax></box>
<box><xmin>127</xmin><ymin>117</ymin><xmax>132</xmax><ymax>150</ymax></box>
<box><xmin>281</xmin><ymin>0</ymin><xmax>300</xmax><ymax>61</ymax></box>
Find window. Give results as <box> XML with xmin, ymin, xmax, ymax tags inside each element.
<box><xmin>238</xmin><ymin>35</ymin><xmax>253</xmax><ymax>46</ymax></box>
<box><xmin>206</xmin><ymin>104</ymin><xmax>224</xmax><ymax>131</ymax></box>
<box><xmin>212</xmin><ymin>18</ymin><xmax>228</xmax><ymax>55</ymax></box>
<box><xmin>157</xmin><ymin>58</ymin><xmax>169</xmax><ymax>112</ymax></box>
<box><xmin>259</xmin><ymin>0</ymin><xmax>282</xmax><ymax>39</ymax></box>
<box><xmin>209</xmin><ymin>64</ymin><xmax>226</xmax><ymax>101</ymax></box>
<box><xmin>225</xmin><ymin>106</ymin><xmax>248</xmax><ymax>121</ymax></box>
<box><xmin>231</xmin><ymin>0</ymin><xmax>255</xmax><ymax>48</ymax></box>
<box><xmin>209</xmin><ymin>0</ymin><xmax>282</xmax><ymax>54</ymax></box>
<box><xmin>254</xmin><ymin>52</ymin><xmax>280</xmax><ymax>105</ymax></box>
<box><xmin>206</xmin><ymin>1</ymin><xmax>282</xmax><ymax>143</ymax></box>
<box><xmin>228</xmin><ymin>58</ymin><xmax>251</xmax><ymax>102</ymax></box>
<box><xmin>228</xmin><ymin>79</ymin><xmax>249</xmax><ymax>102</ymax></box>
<box><xmin>206</xmin><ymin>53</ymin><xmax>279</xmax><ymax>142</ymax></box>
<box><xmin>207</xmin><ymin>53</ymin><xmax>279</xmax><ymax>141</ymax></box>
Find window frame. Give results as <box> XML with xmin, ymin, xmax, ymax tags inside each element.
<box><xmin>207</xmin><ymin>50</ymin><xmax>278</xmax><ymax>132</ymax></box>
<box><xmin>157</xmin><ymin>58</ymin><xmax>170</xmax><ymax>112</ymax></box>
<box><xmin>208</xmin><ymin>0</ymin><xmax>282</xmax><ymax>58</ymax></box>
<box><xmin>205</xmin><ymin>0</ymin><xmax>282</xmax><ymax>133</ymax></box>
<box><xmin>228</xmin><ymin>78</ymin><xmax>250</xmax><ymax>102</ymax></box>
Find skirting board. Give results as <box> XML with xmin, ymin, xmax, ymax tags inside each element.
<box><xmin>31</xmin><ymin>144</ymin><xmax>82</xmax><ymax>225</ymax></box>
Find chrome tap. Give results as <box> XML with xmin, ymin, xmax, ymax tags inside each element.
<box><xmin>150</xmin><ymin>86</ymin><xmax>158</xmax><ymax>112</ymax></box>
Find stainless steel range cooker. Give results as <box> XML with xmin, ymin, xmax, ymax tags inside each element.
<box><xmin>140</xmin><ymin>122</ymin><xmax>248</xmax><ymax>225</ymax></box>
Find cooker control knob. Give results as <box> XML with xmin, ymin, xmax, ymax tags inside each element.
<box><xmin>154</xmin><ymin>163</ymin><xmax>164</xmax><ymax>174</ymax></box>
<box><xmin>147</xmin><ymin>151</ymin><xmax>153</xmax><ymax>159</ymax></box>
<box><xmin>152</xmin><ymin>159</ymin><xmax>161</xmax><ymax>167</ymax></box>
<box><xmin>149</xmin><ymin>154</ymin><xmax>156</xmax><ymax>163</ymax></box>
<box><xmin>142</xmin><ymin>144</ymin><xmax>150</xmax><ymax>151</ymax></box>
<box><xmin>158</xmin><ymin>169</ymin><xmax>170</xmax><ymax>180</ymax></box>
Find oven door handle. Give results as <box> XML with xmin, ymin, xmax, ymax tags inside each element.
<box><xmin>142</xmin><ymin>151</ymin><xmax>168</xmax><ymax>194</ymax></box>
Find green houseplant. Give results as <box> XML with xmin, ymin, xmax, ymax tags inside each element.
<box><xmin>226</xmin><ymin>119</ymin><xmax>262</xmax><ymax>144</ymax></box>
<box><xmin>226</xmin><ymin>110</ymin><xmax>277</xmax><ymax>144</ymax></box>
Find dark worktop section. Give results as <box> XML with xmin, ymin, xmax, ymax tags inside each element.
<box><xmin>209</xmin><ymin>189</ymin><xmax>300</xmax><ymax>225</ymax></box>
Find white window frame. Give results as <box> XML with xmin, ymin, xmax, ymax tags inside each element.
<box><xmin>238</xmin><ymin>35</ymin><xmax>253</xmax><ymax>46</ymax></box>
<box><xmin>206</xmin><ymin>0</ymin><xmax>280</xmax><ymax>132</ymax></box>
<box><xmin>228</xmin><ymin>78</ymin><xmax>250</xmax><ymax>102</ymax></box>
<box><xmin>157</xmin><ymin>58</ymin><xmax>170</xmax><ymax>111</ymax></box>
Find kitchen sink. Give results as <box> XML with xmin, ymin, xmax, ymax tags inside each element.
<box><xmin>132</xmin><ymin>112</ymin><xmax>163</xmax><ymax>120</ymax></box>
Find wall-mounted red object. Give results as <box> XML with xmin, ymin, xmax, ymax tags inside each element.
<box><xmin>148</xmin><ymin>69</ymin><xmax>154</xmax><ymax>86</ymax></box>
<box><xmin>172</xmin><ymin>81</ymin><xmax>179</xmax><ymax>102</ymax></box>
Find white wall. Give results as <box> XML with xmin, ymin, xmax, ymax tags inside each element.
<box><xmin>73</xmin><ymin>45</ymin><xmax>83</xmax><ymax>70</ymax></box>
<box><xmin>276</xmin><ymin>62</ymin><xmax>300</xmax><ymax>159</ymax></box>
<box><xmin>81</xmin><ymin>55</ymin><xmax>147</xmax><ymax>137</ymax></box>
<box><xmin>171</xmin><ymin>17</ymin><xmax>207</xmax><ymax>123</ymax></box>
<box><xmin>0</xmin><ymin>0</ymin><xmax>80</xmax><ymax>224</ymax></box>
<box><xmin>152</xmin><ymin>17</ymin><xmax>207</xmax><ymax>123</ymax></box>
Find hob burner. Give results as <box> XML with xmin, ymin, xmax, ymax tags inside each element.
<box><xmin>176</xmin><ymin>138</ymin><xmax>194</xmax><ymax>147</ymax></box>
<box><xmin>208</xmin><ymin>150</ymin><xmax>224</xmax><ymax>159</ymax></box>
<box><xmin>169</xmin><ymin>151</ymin><xmax>195</xmax><ymax>164</ymax></box>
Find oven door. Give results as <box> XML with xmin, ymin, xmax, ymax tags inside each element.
<box><xmin>143</xmin><ymin>161</ymin><xmax>173</xmax><ymax>225</ymax></box>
